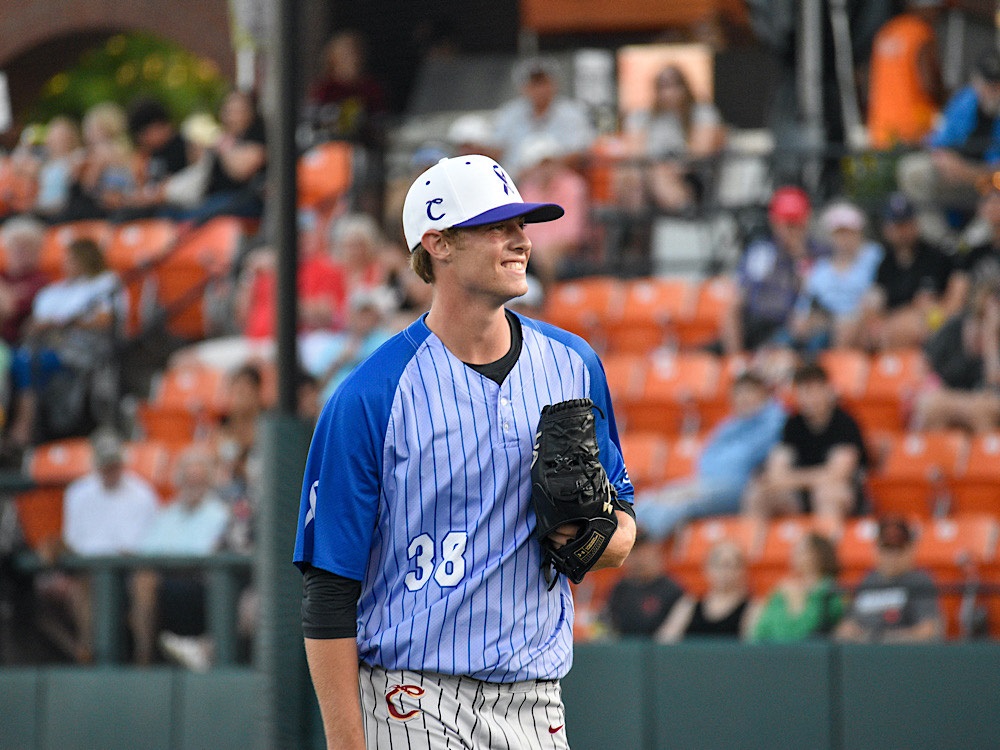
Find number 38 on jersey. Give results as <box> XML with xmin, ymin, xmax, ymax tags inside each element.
<box><xmin>404</xmin><ymin>531</ymin><xmax>469</xmax><ymax>591</ymax></box>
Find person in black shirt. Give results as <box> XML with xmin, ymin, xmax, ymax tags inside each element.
<box><xmin>859</xmin><ymin>192</ymin><xmax>960</xmax><ymax>349</ymax></box>
<box><xmin>744</xmin><ymin>363</ymin><xmax>868</xmax><ymax>524</ymax></box>
<box><xmin>603</xmin><ymin>529</ymin><xmax>684</xmax><ymax>638</ymax></box>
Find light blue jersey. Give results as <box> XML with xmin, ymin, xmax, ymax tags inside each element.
<box><xmin>294</xmin><ymin>311</ymin><xmax>632</xmax><ymax>682</ymax></box>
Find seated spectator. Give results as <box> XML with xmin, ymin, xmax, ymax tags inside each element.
<box><xmin>790</xmin><ymin>201</ymin><xmax>882</xmax><ymax>352</ymax></box>
<box><xmin>492</xmin><ymin>58</ymin><xmax>595</xmax><ymax>172</ymax></box>
<box><xmin>744</xmin><ymin>364</ymin><xmax>868</xmax><ymax>526</ymax></box>
<box><xmin>635</xmin><ymin>372</ymin><xmax>785</xmax><ymax>540</ymax></box>
<box><xmin>866</xmin><ymin>0</ymin><xmax>944</xmax><ymax>150</ymax></box>
<box><xmin>35</xmin><ymin>431</ymin><xmax>159</xmax><ymax>662</ymax></box>
<box><xmin>33</xmin><ymin>117</ymin><xmax>83</xmax><ymax>219</ymax></box>
<box><xmin>447</xmin><ymin>113</ymin><xmax>500</xmax><ymax>160</ymax></box>
<box><xmin>129</xmin><ymin>446</ymin><xmax>230</xmax><ymax>666</ymax></box>
<box><xmin>307</xmin><ymin>29</ymin><xmax>388</xmax><ymax>149</ymax></box>
<box><xmin>114</xmin><ymin>98</ymin><xmax>196</xmax><ymax>221</ymax></box>
<box><xmin>0</xmin><ymin>217</ymin><xmax>50</xmax><ymax>346</ymax></box>
<box><xmin>603</xmin><ymin>529</ymin><xmax>684</xmax><ymax>638</ymax></box>
<box><xmin>857</xmin><ymin>192</ymin><xmax>960</xmax><ymax>350</ymax></box>
<box><xmin>835</xmin><ymin>516</ymin><xmax>943</xmax><ymax>642</ymax></box>
<box><xmin>952</xmin><ymin>178</ymin><xmax>1000</xmax><ymax>296</ymax></box>
<box><xmin>912</xmin><ymin>276</ymin><xmax>1000</xmax><ymax>432</ymax></box>
<box><xmin>327</xmin><ymin>212</ymin><xmax>390</xmax><ymax>296</ymax></box>
<box><xmin>213</xmin><ymin>363</ymin><xmax>264</xmax><ymax>506</ymax></box>
<box><xmin>514</xmin><ymin>134</ymin><xmax>589</xmax><ymax>283</ymax></box>
<box><xmin>722</xmin><ymin>186</ymin><xmax>826</xmax><ymax>353</ymax></box>
<box><xmin>750</xmin><ymin>532</ymin><xmax>844</xmax><ymax>642</ymax></box>
<box><xmin>63</xmin><ymin>102</ymin><xmax>136</xmax><ymax>221</ymax></box>
<box><xmin>618</xmin><ymin>64</ymin><xmax>725</xmax><ymax>215</ymax></box>
<box><xmin>898</xmin><ymin>49</ymin><xmax>1000</xmax><ymax>236</ymax></box>
<box><xmin>656</xmin><ymin>540</ymin><xmax>759</xmax><ymax>642</ymax></box>
<box><xmin>175</xmin><ymin>90</ymin><xmax>266</xmax><ymax>226</ymax></box>
<box><xmin>6</xmin><ymin>238</ymin><xmax>126</xmax><ymax>450</ymax></box>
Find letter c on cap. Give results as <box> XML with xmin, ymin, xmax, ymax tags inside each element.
<box><xmin>426</xmin><ymin>198</ymin><xmax>445</xmax><ymax>221</ymax></box>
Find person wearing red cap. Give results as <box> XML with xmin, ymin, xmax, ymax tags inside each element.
<box><xmin>721</xmin><ymin>186</ymin><xmax>828</xmax><ymax>353</ymax></box>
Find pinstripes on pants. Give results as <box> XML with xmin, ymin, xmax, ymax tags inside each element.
<box><xmin>360</xmin><ymin>664</ymin><xmax>571</xmax><ymax>749</ymax></box>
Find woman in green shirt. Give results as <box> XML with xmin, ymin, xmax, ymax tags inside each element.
<box><xmin>751</xmin><ymin>532</ymin><xmax>844</xmax><ymax>642</ymax></box>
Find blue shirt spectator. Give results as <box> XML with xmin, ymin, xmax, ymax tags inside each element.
<box><xmin>927</xmin><ymin>84</ymin><xmax>1000</xmax><ymax>164</ymax></box>
<box><xmin>795</xmin><ymin>240</ymin><xmax>883</xmax><ymax>318</ymax></box>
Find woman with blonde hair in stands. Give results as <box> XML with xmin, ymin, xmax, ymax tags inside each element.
<box><xmin>618</xmin><ymin>64</ymin><xmax>726</xmax><ymax>215</ymax></box>
<box><xmin>750</xmin><ymin>532</ymin><xmax>844</xmax><ymax>642</ymax></box>
<box><xmin>656</xmin><ymin>540</ymin><xmax>760</xmax><ymax>642</ymax></box>
<box><xmin>63</xmin><ymin>102</ymin><xmax>137</xmax><ymax>219</ymax></box>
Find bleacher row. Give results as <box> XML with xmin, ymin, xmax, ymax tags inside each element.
<box><xmin>576</xmin><ymin>514</ymin><xmax>1000</xmax><ymax>640</ymax></box>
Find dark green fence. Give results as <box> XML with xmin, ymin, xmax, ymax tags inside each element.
<box><xmin>3</xmin><ymin>643</ymin><xmax>1000</xmax><ymax>750</ymax></box>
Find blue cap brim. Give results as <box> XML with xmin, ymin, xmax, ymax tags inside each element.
<box><xmin>452</xmin><ymin>202</ymin><xmax>564</xmax><ymax>228</ymax></box>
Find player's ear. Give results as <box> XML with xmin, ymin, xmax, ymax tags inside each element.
<box><xmin>422</xmin><ymin>229</ymin><xmax>453</xmax><ymax>263</ymax></box>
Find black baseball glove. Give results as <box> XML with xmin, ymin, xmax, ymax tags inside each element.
<box><xmin>531</xmin><ymin>398</ymin><xmax>619</xmax><ymax>586</ymax></box>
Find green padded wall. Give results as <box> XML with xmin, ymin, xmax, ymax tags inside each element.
<box><xmin>0</xmin><ymin>668</ymin><xmax>40</xmax><ymax>750</ymax></box>
<box><xmin>176</xmin><ymin>669</ymin><xmax>265</xmax><ymax>750</ymax></box>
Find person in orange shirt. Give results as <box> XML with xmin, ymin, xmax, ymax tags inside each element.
<box><xmin>867</xmin><ymin>0</ymin><xmax>944</xmax><ymax>149</ymax></box>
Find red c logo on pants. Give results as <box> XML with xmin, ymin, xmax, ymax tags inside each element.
<box><xmin>386</xmin><ymin>684</ymin><xmax>425</xmax><ymax>721</ymax></box>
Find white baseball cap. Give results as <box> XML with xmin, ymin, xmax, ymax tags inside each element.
<box><xmin>402</xmin><ymin>154</ymin><xmax>564</xmax><ymax>252</ymax></box>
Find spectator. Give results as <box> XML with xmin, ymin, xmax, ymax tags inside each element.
<box><xmin>858</xmin><ymin>192</ymin><xmax>960</xmax><ymax>349</ymax></box>
<box><xmin>447</xmin><ymin>113</ymin><xmax>500</xmax><ymax>160</ymax></box>
<box><xmin>129</xmin><ymin>447</ymin><xmax>230</xmax><ymax>666</ymax></box>
<box><xmin>37</xmin><ymin>431</ymin><xmax>158</xmax><ymax>662</ymax></box>
<box><xmin>866</xmin><ymin>0</ymin><xmax>944</xmax><ymax>150</ymax></box>
<box><xmin>835</xmin><ymin>516</ymin><xmax>943</xmax><ymax>642</ymax></box>
<box><xmin>898</xmin><ymin>49</ymin><xmax>1000</xmax><ymax>233</ymax></box>
<box><xmin>0</xmin><ymin>217</ymin><xmax>50</xmax><ymax>346</ymax></box>
<box><xmin>912</xmin><ymin>276</ymin><xmax>1000</xmax><ymax>432</ymax></box>
<box><xmin>722</xmin><ymin>186</ymin><xmax>827</xmax><ymax>353</ymax></box>
<box><xmin>952</xmin><ymin>179</ymin><xmax>1000</xmax><ymax>295</ymax></box>
<box><xmin>618</xmin><ymin>64</ymin><xmax>725</xmax><ymax>215</ymax></box>
<box><xmin>635</xmin><ymin>372</ymin><xmax>785</xmax><ymax>540</ymax></box>
<box><xmin>213</xmin><ymin>363</ymin><xmax>264</xmax><ymax>506</ymax></box>
<box><xmin>33</xmin><ymin>117</ymin><xmax>83</xmax><ymax>219</ymax></box>
<box><xmin>327</xmin><ymin>212</ymin><xmax>389</xmax><ymax>297</ymax></box>
<box><xmin>65</xmin><ymin>102</ymin><xmax>135</xmax><ymax>220</ymax></box>
<box><xmin>513</xmin><ymin>133</ymin><xmax>589</xmax><ymax>282</ymax></box>
<box><xmin>492</xmin><ymin>58</ymin><xmax>595</xmax><ymax>172</ymax></box>
<box><xmin>603</xmin><ymin>529</ymin><xmax>684</xmax><ymax>638</ymax></box>
<box><xmin>6</xmin><ymin>238</ymin><xmax>126</xmax><ymax>450</ymax></box>
<box><xmin>307</xmin><ymin>30</ymin><xmax>388</xmax><ymax>148</ymax></box>
<box><xmin>744</xmin><ymin>363</ymin><xmax>868</xmax><ymax>526</ymax></box>
<box><xmin>656</xmin><ymin>540</ymin><xmax>759</xmax><ymax>641</ymax></box>
<box><xmin>116</xmin><ymin>98</ymin><xmax>195</xmax><ymax>220</ymax></box>
<box><xmin>177</xmin><ymin>90</ymin><xmax>266</xmax><ymax>226</ymax></box>
<box><xmin>790</xmin><ymin>201</ymin><xmax>882</xmax><ymax>352</ymax></box>
<box><xmin>750</xmin><ymin>532</ymin><xmax>844</xmax><ymax>642</ymax></box>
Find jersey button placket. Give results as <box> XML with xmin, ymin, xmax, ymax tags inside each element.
<box><xmin>496</xmin><ymin>388</ymin><xmax>517</xmax><ymax>445</ymax></box>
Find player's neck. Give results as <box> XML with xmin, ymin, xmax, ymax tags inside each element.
<box><xmin>425</xmin><ymin>298</ymin><xmax>511</xmax><ymax>365</ymax></box>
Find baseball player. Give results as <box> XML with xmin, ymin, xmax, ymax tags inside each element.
<box><xmin>295</xmin><ymin>154</ymin><xmax>636</xmax><ymax>749</ymax></box>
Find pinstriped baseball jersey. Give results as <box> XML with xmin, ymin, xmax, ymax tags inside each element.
<box><xmin>294</xmin><ymin>310</ymin><xmax>633</xmax><ymax>682</ymax></box>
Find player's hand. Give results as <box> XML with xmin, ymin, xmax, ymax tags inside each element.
<box><xmin>546</xmin><ymin>524</ymin><xmax>579</xmax><ymax>549</ymax></box>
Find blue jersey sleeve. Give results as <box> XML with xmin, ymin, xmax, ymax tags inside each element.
<box><xmin>928</xmin><ymin>86</ymin><xmax>978</xmax><ymax>149</ymax></box>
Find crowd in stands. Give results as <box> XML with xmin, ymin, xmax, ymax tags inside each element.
<box><xmin>6</xmin><ymin>1</ymin><xmax>1000</xmax><ymax>668</ymax></box>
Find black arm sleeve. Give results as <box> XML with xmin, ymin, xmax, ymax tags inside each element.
<box><xmin>301</xmin><ymin>564</ymin><xmax>362</xmax><ymax>639</ymax></box>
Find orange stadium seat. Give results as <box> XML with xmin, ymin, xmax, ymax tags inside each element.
<box><xmin>914</xmin><ymin>515</ymin><xmax>999</xmax><ymax>572</ymax></box>
<box><xmin>122</xmin><ymin>440</ymin><xmax>173</xmax><ymax>499</ymax></box>
<box><xmin>150</xmin><ymin>364</ymin><xmax>227</xmax><ymax>413</ymax></box>
<box><xmin>867</xmin><ymin>431</ymin><xmax>968</xmax><ymax>517</ymax></box>
<box><xmin>157</xmin><ymin>217</ymin><xmax>243</xmax><ymax>339</ymax></box>
<box><xmin>14</xmin><ymin>487</ymin><xmax>64</xmax><ymax>551</ymax></box>
<box><xmin>600</xmin><ymin>353</ymin><xmax>647</xmax><ymax>407</ymax></box>
<box><xmin>542</xmin><ymin>276</ymin><xmax>623</xmax><ymax>343</ymax></box>
<box><xmin>817</xmin><ymin>349</ymin><xmax>869</xmax><ymax>400</ymax></box>
<box><xmin>618</xmin><ymin>431</ymin><xmax>670</xmax><ymax>490</ymax></box>
<box><xmin>604</xmin><ymin>277</ymin><xmax>694</xmax><ymax>354</ymax></box>
<box><xmin>106</xmin><ymin>219</ymin><xmax>177</xmax><ymax>272</ymax></box>
<box><xmin>950</xmin><ymin>433</ymin><xmax>1000</xmax><ymax>515</ymax></box>
<box><xmin>663</xmin><ymin>434</ymin><xmax>703</xmax><ymax>481</ymax></box>
<box><xmin>675</xmin><ymin>276</ymin><xmax>735</xmax><ymax>347</ymax></box>
<box><xmin>625</xmin><ymin>351</ymin><xmax>721</xmax><ymax>435</ymax></box>
<box><xmin>40</xmin><ymin>221</ymin><xmax>114</xmax><ymax>279</ymax></box>
<box><xmin>837</xmin><ymin>517</ymin><xmax>881</xmax><ymax>585</ymax></box>
<box><xmin>847</xmin><ymin>348</ymin><xmax>927</xmax><ymax>434</ymax></box>
<box><xmin>667</xmin><ymin>516</ymin><xmax>762</xmax><ymax>594</ymax></box>
<box><xmin>25</xmin><ymin>438</ymin><xmax>93</xmax><ymax>485</ymax></box>
<box><xmin>298</xmin><ymin>141</ymin><xmax>354</xmax><ymax>210</ymax></box>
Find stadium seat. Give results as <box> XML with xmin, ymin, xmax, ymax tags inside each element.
<box><xmin>156</xmin><ymin>217</ymin><xmax>243</xmax><ymax>339</ymax></box>
<box><xmin>867</xmin><ymin>432</ymin><xmax>968</xmax><ymax>517</ymax></box>
<box><xmin>663</xmin><ymin>434</ymin><xmax>703</xmax><ymax>481</ymax></box>
<box><xmin>298</xmin><ymin>141</ymin><xmax>354</xmax><ymax>210</ymax></box>
<box><xmin>847</xmin><ymin>348</ymin><xmax>927</xmax><ymax>434</ymax></box>
<box><xmin>817</xmin><ymin>349</ymin><xmax>869</xmax><ymax>400</ymax></box>
<box><xmin>107</xmin><ymin>220</ymin><xmax>177</xmax><ymax>272</ymax></box>
<box><xmin>950</xmin><ymin>433</ymin><xmax>1000</xmax><ymax>515</ymax></box>
<box><xmin>914</xmin><ymin>515</ymin><xmax>999</xmax><ymax>572</ymax></box>
<box><xmin>675</xmin><ymin>276</ymin><xmax>735</xmax><ymax>347</ymax></box>
<box><xmin>542</xmin><ymin>276</ymin><xmax>623</xmax><ymax>343</ymax></box>
<box><xmin>604</xmin><ymin>277</ymin><xmax>694</xmax><ymax>354</ymax></box>
<box><xmin>625</xmin><ymin>351</ymin><xmax>721</xmax><ymax>435</ymax></box>
<box><xmin>122</xmin><ymin>440</ymin><xmax>173</xmax><ymax>499</ymax></box>
<box><xmin>837</xmin><ymin>517</ymin><xmax>882</xmax><ymax>585</ymax></box>
<box><xmin>600</xmin><ymin>353</ymin><xmax>647</xmax><ymax>408</ymax></box>
<box><xmin>14</xmin><ymin>487</ymin><xmax>64</xmax><ymax>551</ymax></box>
<box><xmin>40</xmin><ymin>221</ymin><xmax>114</xmax><ymax>279</ymax></box>
<box><xmin>25</xmin><ymin>438</ymin><xmax>93</xmax><ymax>485</ymax></box>
<box><xmin>618</xmin><ymin>431</ymin><xmax>670</xmax><ymax>489</ymax></box>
